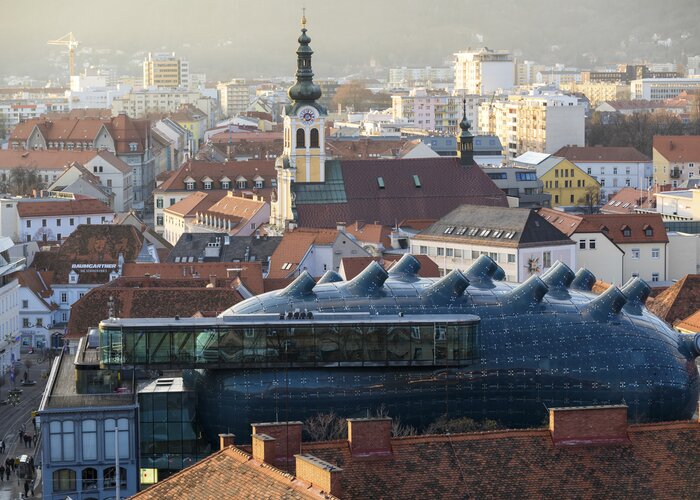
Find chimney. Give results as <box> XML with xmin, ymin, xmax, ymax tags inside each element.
<box><xmin>252</xmin><ymin>434</ymin><xmax>276</xmax><ymax>464</ymax></box>
<box><xmin>347</xmin><ymin>418</ymin><xmax>392</xmax><ymax>457</ymax></box>
<box><xmin>549</xmin><ymin>405</ymin><xmax>629</xmax><ymax>446</ymax></box>
<box><xmin>251</xmin><ymin>421</ymin><xmax>303</xmax><ymax>467</ymax></box>
<box><xmin>295</xmin><ymin>454</ymin><xmax>343</xmax><ymax>497</ymax></box>
<box><xmin>209</xmin><ymin>274</ymin><xmax>217</xmax><ymax>287</ymax></box>
<box><xmin>355</xmin><ymin>220</ymin><xmax>364</xmax><ymax>231</ymax></box>
<box><xmin>219</xmin><ymin>433</ymin><xmax>235</xmax><ymax>450</ymax></box>
<box><xmin>336</xmin><ymin>221</ymin><xmax>346</xmax><ymax>232</ymax></box>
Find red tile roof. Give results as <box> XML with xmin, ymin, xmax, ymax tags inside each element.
<box><xmin>600</xmin><ymin>187</ymin><xmax>655</xmax><ymax>214</ymax></box>
<box><xmin>66</xmin><ymin>277</ymin><xmax>244</xmax><ymax>340</ymax></box>
<box><xmin>210</xmin><ymin>131</ymin><xmax>283</xmax><ymax>144</ymax></box>
<box><xmin>134</xmin><ymin>446</ymin><xmax>330</xmax><ymax>500</ymax></box>
<box><xmin>537</xmin><ymin>210</ymin><xmax>668</xmax><ymax>244</ymax></box>
<box><xmin>267</xmin><ymin>228</ymin><xmax>340</xmax><ymax>279</ymax></box>
<box><xmin>30</xmin><ymin>225</ymin><xmax>145</xmax><ymax>284</ymax></box>
<box><xmin>342</xmin><ymin>222</ymin><xmax>391</xmax><ymax>249</ymax></box>
<box><xmin>164</xmin><ymin>191</ymin><xmax>224</xmax><ymax>217</ymax></box>
<box><xmin>647</xmin><ymin>275</ymin><xmax>700</xmax><ymax>325</ymax></box>
<box><xmin>576</xmin><ymin>213</ymin><xmax>668</xmax><ymax>244</ymax></box>
<box><xmin>554</xmin><ymin>146</ymin><xmax>650</xmax><ymax>162</ymax></box>
<box><xmin>0</xmin><ymin>150</ymin><xmax>99</xmax><ymax>170</ymax></box>
<box><xmin>295</xmin><ymin>157</ymin><xmax>508</xmax><ymax>228</ymax></box>
<box><xmin>157</xmin><ymin>159</ymin><xmax>276</xmax><ymax>194</ymax></box>
<box><xmin>325</xmin><ymin>138</ymin><xmax>410</xmax><ymax>160</ymax></box>
<box><xmin>121</xmin><ymin>261</ymin><xmax>264</xmax><ymax>296</ymax></box>
<box><xmin>133</xmin><ymin>416</ymin><xmax>700</xmax><ymax>500</ymax></box>
<box><xmin>16</xmin><ymin>198</ymin><xmax>115</xmax><ymax>218</ymax></box>
<box><xmin>653</xmin><ymin>136</ymin><xmax>700</xmax><ymax>163</ymax></box>
<box><xmin>675</xmin><ymin>309</ymin><xmax>700</xmax><ymax>332</ymax></box>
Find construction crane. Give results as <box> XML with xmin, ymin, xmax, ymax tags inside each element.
<box><xmin>47</xmin><ymin>32</ymin><xmax>80</xmax><ymax>80</ymax></box>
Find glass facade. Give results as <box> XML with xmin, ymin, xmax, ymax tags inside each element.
<box><xmin>101</xmin><ymin>321</ymin><xmax>479</xmax><ymax>368</ymax></box>
<box><xmin>139</xmin><ymin>387</ymin><xmax>211</xmax><ymax>480</ymax></box>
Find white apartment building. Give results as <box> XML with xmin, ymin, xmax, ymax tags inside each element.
<box><xmin>17</xmin><ymin>269</ymin><xmax>56</xmax><ymax>348</ymax></box>
<box><xmin>391</xmin><ymin>89</ymin><xmax>485</xmax><ymax>135</ymax></box>
<box><xmin>3</xmin><ymin>197</ymin><xmax>116</xmax><ymax>244</ymax></box>
<box><xmin>631</xmin><ymin>78</ymin><xmax>700</xmax><ymax>101</ymax></box>
<box><xmin>479</xmin><ymin>91</ymin><xmax>585</xmax><ymax>158</ymax></box>
<box><xmin>388</xmin><ymin>66</ymin><xmax>453</xmax><ymax>87</ymax></box>
<box><xmin>539</xmin><ymin>209</ymin><xmax>668</xmax><ymax>284</ymax></box>
<box><xmin>554</xmin><ymin>146</ymin><xmax>653</xmax><ymax>199</ymax></box>
<box><xmin>0</xmin><ymin>236</ymin><xmax>26</xmax><ymax>378</ymax></box>
<box><xmin>217</xmin><ymin>79</ymin><xmax>256</xmax><ymax>117</ymax></box>
<box><xmin>411</xmin><ymin>205</ymin><xmax>575</xmax><ymax>282</ymax></box>
<box><xmin>143</xmin><ymin>52</ymin><xmax>189</xmax><ymax>88</ymax></box>
<box><xmin>111</xmin><ymin>88</ymin><xmax>216</xmax><ymax>123</ymax></box>
<box><xmin>454</xmin><ymin>48</ymin><xmax>515</xmax><ymax>95</ymax></box>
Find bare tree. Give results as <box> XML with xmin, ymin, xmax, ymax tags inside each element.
<box><xmin>578</xmin><ymin>184</ymin><xmax>601</xmax><ymax>214</ymax></box>
<box><xmin>303</xmin><ymin>412</ymin><xmax>347</xmax><ymax>442</ymax></box>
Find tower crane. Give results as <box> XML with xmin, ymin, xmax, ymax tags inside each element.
<box><xmin>47</xmin><ymin>32</ymin><xmax>80</xmax><ymax>80</ymax></box>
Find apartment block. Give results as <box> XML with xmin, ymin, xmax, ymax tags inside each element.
<box><xmin>454</xmin><ymin>48</ymin><xmax>515</xmax><ymax>95</ymax></box>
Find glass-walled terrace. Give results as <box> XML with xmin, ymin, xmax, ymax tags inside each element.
<box><xmin>100</xmin><ymin>320</ymin><xmax>479</xmax><ymax>368</ymax></box>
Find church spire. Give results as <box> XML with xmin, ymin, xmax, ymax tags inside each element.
<box><xmin>288</xmin><ymin>11</ymin><xmax>322</xmax><ymax>103</ymax></box>
<box><xmin>457</xmin><ymin>98</ymin><xmax>474</xmax><ymax>166</ymax></box>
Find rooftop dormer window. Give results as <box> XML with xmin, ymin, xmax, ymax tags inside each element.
<box><xmin>129</xmin><ymin>142</ymin><xmax>138</xmax><ymax>152</ymax></box>
<box><xmin>185</xmin><ymin>181</ymin><xmax>195</xmax><ymax>191</ymax></box>
<box><xmin>644</xmin><ymin>225</ymin><xmax>653</xmax><ymax>237</ymax></box>
<box><xmin>203</xmin><ymin>181</ymin><xmax>212</xmax><ymax>190</ymax></box>
<box><xmin>622</xmin><ymin>226</ymin><xmax>631</xmax><ymax>237</ymax></box>
<box><xmin>221</xmin><ymin>181</ymin><xmax>230</xmax><ymax>189</ymax></box>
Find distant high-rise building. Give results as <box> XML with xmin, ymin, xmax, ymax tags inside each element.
<box><xmin>143</xmin><ymin>52</ymin><xmax>189</xmax><ymax>89</ymax></box>
<box><xmin>388</xmin><ymin>66</ymin><xmax>453</xmax><ymax>87</ymax></box>
<box><xmin>217</xmin><ymin>79</ymin><xmax>254</xmax><ymax>117</ymax></box>
<box><xmin>454</xmin><ymin>48</ymin><xmax>515</xmax><ymax>95</ymax></box>
<box><xmin>478</xmin><ymin>92</ymin><xmax>585</xmax><ymax>158</ymax></box>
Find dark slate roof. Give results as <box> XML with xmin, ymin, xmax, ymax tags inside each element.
<box><xmin>414</xmin><ymin>205</ymin><xmax>573</xmax><ymax>248</ymax></box>
<box><xmin>293</xmin><ymin>157</ymin><xmax>508</xmax><ymax>228</ymax></box>
<box><xmin>166</xmin><ymin>232</ymin><xmax>282</xmax><ymax>264</ymax></box>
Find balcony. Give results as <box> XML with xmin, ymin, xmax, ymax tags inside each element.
<box><xmin>670</xmin><ymin>168</ymin><xmax>681</xmax><ymax>179</ymax></box>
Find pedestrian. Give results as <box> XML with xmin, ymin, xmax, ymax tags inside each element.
<box><xmin>0</xmin><ymin>465</ymin><xmax>4</xmax><ymax>482</ymax></box>
<box><xmin>5</xmin><ymin>465</ymin><xmax>10</xmax><ymax>480</ymax></box>
<box><xmin>23</xmin><ymin>371</ymin><xmax>27</xmax><ymax>383</ymax></box>
<box><xmin>23</xmin><ymin>479</ymin><xmax>29</xmax><ymax>497</ymax></box>
<box><xmin>0</xmin><ymin>439</ymin><xmax>4</xmax><ymax>453</ymax></box>
<box><xmin>30</xmin><ymin>478</ymin><xmax>35</xmax><ymax>496</ymax></box>
<box><xmin>18</xmin><ymin>429</ymin><xmax>24</xmax><ymax>441</ymax></box>
<box><xmin>32</xmin><ymin>434</ymin><xmax>37</xmax><ymax>446</ymax></box>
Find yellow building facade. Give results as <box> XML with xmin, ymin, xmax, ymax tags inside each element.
<box><xmin>540</xmin><ymin>158</ymin><xmax>601</xmax><ymax>207</ymax></box>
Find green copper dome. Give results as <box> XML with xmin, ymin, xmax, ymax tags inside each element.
<box><xmin>288</xmin><ymin>26</ymin><xmax>322</xmax><ymax>103</ymax></box>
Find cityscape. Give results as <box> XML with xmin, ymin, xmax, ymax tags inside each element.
<box><xmin>1</xmin><ymin>1</ymin><xmax>700</xmax><ymax>498</ymax></box>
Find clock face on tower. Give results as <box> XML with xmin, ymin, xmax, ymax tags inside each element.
<box><xmin>299</xmin><ymin>107</ymin><xmax>316</xmax><ymax>124</ymax></box>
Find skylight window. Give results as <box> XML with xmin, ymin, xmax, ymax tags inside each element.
<box><xmin>413</xmin><ymin>175</ymin><xmax>421</xmax><ymax>188</ymax></box>
<box><xmin>456</xmin><ymin>227</ymin><xmax>467</xmax><ymax>235</ymax></box>
<box><xmin>479</xmin><ymin>229</ymin><xmax>491</xmax><ymax>237</ymax></box>
<box><xmin>443</xmin><ymin>226</ymin><xmax>455</xmax><ymax>234</ymax></box>
<box><xmin>492</xmin><ymin>230</ymin><xmax>503</xmax><ymax>238</ymax></box>
<box><xmin>467</xmin><ymin>228</ymin><xmax>479</xmax><ymax>236</ymax></box>
<box><xmin>281</xmin><ymin>262</ymin><xmax>293</xmax><ymax>270</ymax></box>
<box><xmin>377</xmin><ymin>177</ymin><xmax>385</xmax><ymax>189</ymax></box>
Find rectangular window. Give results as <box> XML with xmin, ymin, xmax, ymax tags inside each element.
<box><xmin>36</xmin><ymin>318</ymin><xmax>43</xmax><ymax>327</ymax></box>
<box><xmin>472</xmin><ymin>250</ymin><xmax>480</xmax><ymax>260</ymax></box>
<box><xmin>542</xmin><ymin>251</ymin><xmax>552</xmax><ymax>268</ymax></box>
<box><xmin>156</xmin><ymin>215</ymin><xmax>164</xmax><ymax>226</ymax></box>
<box><xmin>42</xmin><ymin>219</ymin><xmax>47</xmax><ymax>227</ymax></box>
<box><xmin>82</xmin><ymin>420</ymin><xmax>97</xmax><ymax>461</ymax></box>
<box><xmin>652</xmin><ymin>248</ymin><xmax>660</xmax><ymax>259</ymax></box>
<box><xmin>589</xmin><ymin>239</ymin><xmax>596</xmax><ymax>249</ymax></box>
<box><xmin>23</xmin><ymin>318</ymin><xmax>29</xmax><ymax>328</ymax></box>
<box><xmin>156</xmin><ymin>198</ymin><xmax>163</xmax><ymax>209</ymax></box>
<box><xmin>652</xmin><ymin>273</ymin><xmax>659</xmax><ymax>282</ymax></box>
<box><xmin>419</xmin><ymin>246</ymin><xmax>427</xmax><ymax>255</ymax></box>
<box><xmin>579</xmin><ymin>239</ymin><xmax>586</xmax><ymax>249</ymax></box>
<box><xmin>437</xmin><ymin>248</ymin><xmax>444</xmax><ymax>256</ymax></box>
<box><xmin>169</xmin><ymin>198</ymin><xmax>176</xmax><ymax>205</ymax></box>
<box><xmin>507</xmin><ymin>254</ymin><xmax>516</xmax><ymax>263</ymax></box>
<box><xmin>446</xmin><ymin>248</ymin><xmax>454</xmax><ymax>257</ymax></box>
<box><xmin>49</xmin><ymin>420</ymin><xmax>75</xmax><ymax>461</ymax></box>
<box><xmin>631</xmin><ymin>248</ymin><xmax>640</xmax><ymax>259</ymax></box>
<box><xmin>105</xmin><ymin>418</ymin><xmax>129</xmax><ymax>460</ymax></box>
<box><xmin>69</xmin><ymin>218</ymin><xmax>74</xmax><ymax>226</ymax></box>
<box><xmin>570</xmin><ymin>194</ymin><xmax>574</xmax><ymax>203</ymax></box>
<box><xmin>26</xmin><ymin>220</ymin><xmax>31</xmax><ymax>228</ymax></box>
<box><xmin>61</xmin><ymin>292</ymin><xmax>68</xmax><ymax>303</ymax></box>
<box><xmin>22</xmin><ymin>300</ymin><xmax>28</xmax><ymax>309</ymax></box>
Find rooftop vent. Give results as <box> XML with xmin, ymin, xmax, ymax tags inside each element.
<box><xmin>413</xmin><ymin>175</ymin><xmax>421</xmax><ymax>188</ymax></box>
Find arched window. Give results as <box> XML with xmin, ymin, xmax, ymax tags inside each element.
<box><xmin>82</xmin><ymin>467</ymin><xmax>98</xmax><ymax>490</ymax></box>
<box><xmin>105</xmin><ymin>418</ymin><xmax>129</xmax><ymax>460</ymax></box>
<box><xmin>296</xmin><ymin>128</ymin><xmax>305</xmax><ymax>149</ymax></box>
<box><xmin>104</xmin><ymin>467</ymin><xmax>127</xmax><ymax>489</ymax></box>
<box><xmin>310</xmin><ymin>128</ymin><xmax>319</xmax><ymax>148</ymax></box>
<box><xmin>53</xmin><ymin>469</ymin><xmax>76</xmax><ymax>492</ymax></box>
<box><xmin>82</xmin><ymin>419</ymin><xmax>97</xmax><ymax>460</ymax></box>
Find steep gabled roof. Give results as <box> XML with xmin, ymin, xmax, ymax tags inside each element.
<box><xmin>675</xmin><ymin>309</ymin><xmax>700</xmax><ymax>333</ymax></box>
<box><xmin>576</xmin><ymin>213</ymin><xmax>668</xmax><ymax>244</ymax></box>
<box><xmin>294</xmin><ymin>157</ymin><xmax>508</xmax><ymax>228</ymax></box>
<box><xmin>653</xmin><ymin>136</ymin><xmax>700</xmax><ymax>163</ymax></box>
<box><xmin>415</xmin><ymin>205</ymin><xmax>572</xmax><ymax>248</ymax></box>
<box><xmin>16</xmin><ymin>198</ymin><xmax>115</xmax><ymax>218</ymax></box>
<box><xmin>536</xmin><ymin>208</ymin><xmax>584</xmax><ymax>237</ymax></box>
<box><xmin>648</xmin><ymin>275</ymin><xmax>700</xmax><ymax>325</ymax></box>
<box><xmin>601</xmin><ymin>188</ymin><xmax>655</xmax><ymax>214</ymax></box>
<box><xmin>66</xmin><ymin>277</ymin><xmax>244</xmax><ymax>340</ymax></box>
<box><xmin>554</xmin><ymin>146</ymin><xmax>650</xmax><ymax>163</ymax></box>
<box><xmin>164</xmin><ymin>191</ymin><xmax>225</xmax><ymax>217</ymax></box>
<box><xmin>267</xmin><ymin>228</ymin><xmax>340</xmax><ymax>279</ymax></box>
<box><xmin>0</xmin><ymin>150</ymin><xmax>99</xmax><ymax>170</ymax></box>
<box><xmin>157</xmin><ymin>159</ymin><xmax>276</xmax><ymax>193</ymax></box>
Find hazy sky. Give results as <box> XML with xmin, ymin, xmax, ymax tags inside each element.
<box><xmin>3</xmin><ymin>0</ymin><xmax>700</xmax><ymax>82</ymax></box>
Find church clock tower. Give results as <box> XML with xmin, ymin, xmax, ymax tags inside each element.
<box><xmin>271</xmin><ymin>12</ymin><xmax>327</xmax><ymax>229</ymax></box>
<box><xmin>457</xmin><ymin>98</ymin><xmax>474</xmax><ymax>166</ymax></box>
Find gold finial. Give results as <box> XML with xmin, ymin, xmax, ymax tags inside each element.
<box><xmin>301</xmin><ymin>7</ymin><xmax>307</xmax><ymax>29</ymax></box>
